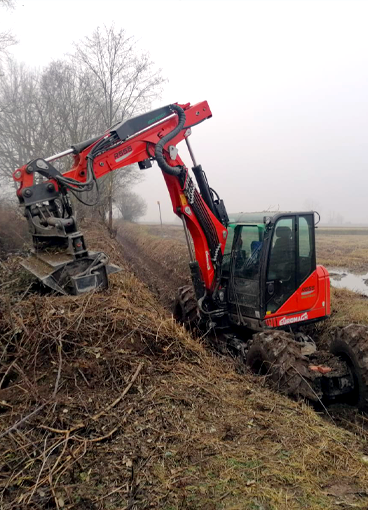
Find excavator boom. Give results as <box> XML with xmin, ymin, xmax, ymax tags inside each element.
<box><xmin>13</xmin><ymin>101</ymin><xmax>228</xmax><ymax>296</ymax></box>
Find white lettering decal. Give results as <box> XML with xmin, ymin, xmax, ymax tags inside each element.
<box><xmin>115</xmin><ymin>152</ymin><xmax>131</xmax><ymax>163</ymax></box>
<box><xmin>279</xmin><ymin>312</ymin><xmax>308</xmax><ymax>326</ymax></box>
<box><xmin>301</xmin><ymin>290</ymin><xmax>314</xmax><ymax>296</ymax></box>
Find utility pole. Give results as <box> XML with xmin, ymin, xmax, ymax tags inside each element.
<box><xmin>157</xmin><ymin>201</ymin><xmax>163</xmax><ymax>234</ymax></box>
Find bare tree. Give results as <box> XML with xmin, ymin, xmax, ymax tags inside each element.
<box><xmin>0</xmin><ymin>25</ymin><xmax>163</xmax><ymax>230</ymax></box>
<box><xmin>72</xmin><ymin>25</ymin><xmax>164</xmax><ymax>126</ymax></box>
<box><xmin>115</xmin><ymin>190</ymin><xmax>147</xmax><ymax>222</ymax></box>
<box><xmin>0</xmin><ymin>61</ymin><xmax>41</xmax><ymax>182</ymax></box>
<box><xmin>0</xmin><ymin>59</ymin><xmax>104</xmax><ymax>183</ymax></box>
<box><xmin>0</xmin><ymin>0</ymin><xmax>16</xmax><ymax>60</ymax></box>
<box><xmin>0</xmin><ymin>58</ymin><xmax>146</xmax><ymax>227</ymax></box>
<box><xmin>37</xmin><ymin>60</ymin><xmax>106</xmax><ymax>155</ymax></box>
<box><xmin>72</xmin><ymin>25</ymin><xmax>165</xmax><ymax>230</ymax></box>
<box><xmin>0</xmin><ymin>32</ymin><xmax>16</xmax><ymax>56</ymax></box>
<box><xmin>75</xmin><ymin>164</ymin><xmax>144</xmax><ymax>223</ymax></box>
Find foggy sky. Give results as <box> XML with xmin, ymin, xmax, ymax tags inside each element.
<box><xmin>1</xmin><ymin>0</ymin><xmax>367</xmax><ymax>224</ymax></box>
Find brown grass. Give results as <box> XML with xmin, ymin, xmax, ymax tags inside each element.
<box><xmin>0</xmin><ymin>202</ymin><xmax>30</xmax><ymax>256</ymax></box>
<box><xmin>1</xmin><ymin>226</ymin><xmax>368</xmax><ymax>509</ymax></box>
<box><xmin>118</xmin><ymin>221</ymin><xmax>190</xmax><ymax>279</ymax></box>
<box><xmin>127</xmin><ymin>224</ymin><xmax>368</xmax><ymax>273</ymax></box>
<box><xmin>316</xmin><ymin>232</ymin><xmax>368</xmax><ymax>272</ymax></box>
<box><xmin>313</xmin><ymin>287</ymin><xmax>368</xmax><ymax>348</ymax></box>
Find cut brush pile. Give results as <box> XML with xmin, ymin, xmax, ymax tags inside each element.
<box><xmin>1</xmin><ymin>226</ymin><xmax>368</xmax><ymax>509</ymax></box>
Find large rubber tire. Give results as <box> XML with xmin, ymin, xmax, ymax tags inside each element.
<box><xmin>246</xmin><ymin>330</ymin><xmax>320</xmax><ymax>402</ymax></box>
<box><xmin>330</xmin><ymin>324</ymin><xmax>368</xmax><ymax>411</ymax></box>
<box><xmin>173</xmin><ymin>285</ymin><xmax>199</xmax><ymax>328</ymax></box>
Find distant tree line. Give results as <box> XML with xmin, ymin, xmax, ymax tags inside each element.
<box><xmin>0</xmin><ymin>18</ymin><xmax>164</xmax><ymax>225</ymax></box>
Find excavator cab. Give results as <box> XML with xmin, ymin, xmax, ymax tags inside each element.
<box><xmin>223</xmin><ymin>211</ymin><xmax>326</xmax><ymax>329</ymax></box>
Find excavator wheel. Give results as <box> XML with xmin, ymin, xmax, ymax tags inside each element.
<box><xmin>173</xmin><ymin>285</ymin><xmax>199</xmax><ymax>328</ymax></box>
<box><xmin>246</xmin><ymin>330</ymin><xmax>321</xmax><ymax>402</ymax></box>
<box><xmin>330</xmin><ymin>324</ymin><xmax>368</xmax><ymax>412</ymax></box>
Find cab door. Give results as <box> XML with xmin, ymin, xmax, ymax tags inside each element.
<box><xmin>265</xmin><ymin>214</ymin><xmax>316</xmax><ymax>314</ymax></box>
<box><xmin>228</xmin><ymin>225</ymin><xmax>263</xmax><ymax>319</ymax></box>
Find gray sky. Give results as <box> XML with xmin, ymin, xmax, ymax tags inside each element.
<box><xmin>1</xmin><ymin>0</ymin><xmax>368</xmax><ymax>224</ymax></box>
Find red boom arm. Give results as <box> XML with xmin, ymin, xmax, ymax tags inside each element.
<box><xmin>13</xmin><ymin>101</ymin><xmax>228</xmax><ymax>292</ymax></box>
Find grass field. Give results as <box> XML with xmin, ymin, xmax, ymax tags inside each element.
<box><xmin>316</xmin><ymin>228</ymin><xmax>368</xmax><ymax>272</ymax></box>
<box><xmin>141</xmin><ymin>223</ymin><xmax>368</xmax><ymax>273</ymax></box>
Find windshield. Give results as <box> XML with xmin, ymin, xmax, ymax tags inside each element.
<box><xmin>222</xmin><ymin>224</ymin><xmax>264</xmax><ymax>275</ymax></box>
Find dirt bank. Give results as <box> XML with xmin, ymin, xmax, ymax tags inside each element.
<box><xmin>117</xmin><ymin>222</ymin><xmax>191</xmax><ymax>309</ymax></box>
<box><xmin>2</xmin><ymin>225</ymin><xmax>368</xmax><ymax>509</ymax></box>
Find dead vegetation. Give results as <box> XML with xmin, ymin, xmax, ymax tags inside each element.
<box><xmin>126</xmin><ymin>223</ymin><xmax>368</xmax><ymax>274</ymax></box>
<box><xmin>2</xmin><ymin>226</ymin><xmax>368</xmax><ymax>509</ymax></box>
<box><xmin>315</xmin><ymin>287</ymin><xmax>368</xmax><ymax>347</ymax></box>
<box><xmin>117</xmin><ymin>222</ymin><xmax>190</xmax><ymax>281</ymax></box>
<box><xmin>116</xmin><ymin>221</ymin><xmax>191</xmax><ymax>307</ymax></box>
<box><xmin>316</xmin><ymin>229</ymin><xmax>368</xmax><ymax>272</ymax></box>
<box><xmin>0</xmin><ymin>201</ymin><xmax>29</xmax><ymax>257</ymax></box>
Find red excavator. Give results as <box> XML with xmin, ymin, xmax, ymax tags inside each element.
<box><xmin>13</xmin><ymin>101</ymin><xmax>368</xmax><ymax>410</ymax></box>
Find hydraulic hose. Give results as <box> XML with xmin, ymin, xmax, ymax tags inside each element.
<box><xmin>154</xmin><ymin>104</ymin><xmax>186</xmax><ymax>176</ymax></box>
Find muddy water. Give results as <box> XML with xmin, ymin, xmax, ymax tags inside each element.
<box><xmin>328</xmin><ymin>268</ymin><xmax>368</xmax><ymax>296</ymax></box>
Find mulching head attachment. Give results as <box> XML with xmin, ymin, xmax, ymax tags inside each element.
<box><xmin>22</xmin><ymin>250</ymin><xmax>121</xmax><ymax>295</ymax></box>
<box><xmin>16</xmin><ymin>184</ymin><xmax>121</xmax><ymax>295</ymax></box>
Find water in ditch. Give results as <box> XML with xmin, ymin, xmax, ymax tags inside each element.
<box><xmin>328</xmin><ymin>269</ymin><xmax>368</xmax><ymax>296</ymax></box>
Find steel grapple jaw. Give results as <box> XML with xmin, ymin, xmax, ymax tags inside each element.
<box><xmin>22</xmin><ymin>250</ymin><xmax>121</xmax><ymax>295</ymax></box>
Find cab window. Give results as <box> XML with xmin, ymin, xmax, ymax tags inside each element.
<box><xmin>298</xmin><ymin>215</ymin><xmax>315</xmax><ymax>283</ymax></box>
<box><xmin>234</xmin><ymin>226</ymin><xmax>263</xmax><ymax>280</ymax></box>
<box><xmin>221</xmin><ymin>224</ymin><xmax>235</xmax><ymax>274</ymax></box>
<box><xmin>266</xmin><ymin>217</ymin><xmax>296</xmax><ymax>313</ymax></box>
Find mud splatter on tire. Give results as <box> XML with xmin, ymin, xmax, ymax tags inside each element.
<box><xmin>247</xmin><ymin>330</ymin><xmax>321</xmax><ymax>402</ymax></box>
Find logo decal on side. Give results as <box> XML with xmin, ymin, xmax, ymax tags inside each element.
<box><xmin>279</xmin><ymin>312</ymin><xmax>308</xmax><ymax>326</ymax></box>
<box><xmin>301</xmin><ymin>285</ymin><xmax>315</xmax><ymax>296</ymax></box>
<box><xmin>114</xmin><ymin>145</ymin><xmax>132</xmax><ymax>163</ymax></box>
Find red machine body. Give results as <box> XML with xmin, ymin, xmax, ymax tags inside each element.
<box><xmin>264</xmin><ymin>266</ymin><xmax>330</xmax><ymax>328</ymax></box>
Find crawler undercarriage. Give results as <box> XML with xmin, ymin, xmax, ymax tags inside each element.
<box><xmin>175</xmin><ymin>286</ymin><xmax>368</xmax><ymax>411</ymax></box>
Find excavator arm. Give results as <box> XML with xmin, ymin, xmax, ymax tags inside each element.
<box><xmin>13</xmin><ymin>101</ymin><xmax>229</xmax><ymax>298</ymax></box>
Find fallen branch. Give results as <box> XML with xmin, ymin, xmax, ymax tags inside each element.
<box><xmin>52</xmin><ymin>339</ymin><xmax>63</xmax><ymax>398</ymax></box>
<box><xmin>39</xmin><ymin>363</ymin><xmax>143</xmax><ymax>435</ymax></box>
<box><xmin>91</xmin><ymin>362</ymin><xmax>143</xmax><ymax>421</ymax></box>
<box><xmin>0</xmin><ymin>404</ymin><xmax>46</xmax><ymax>440</ymax></box>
